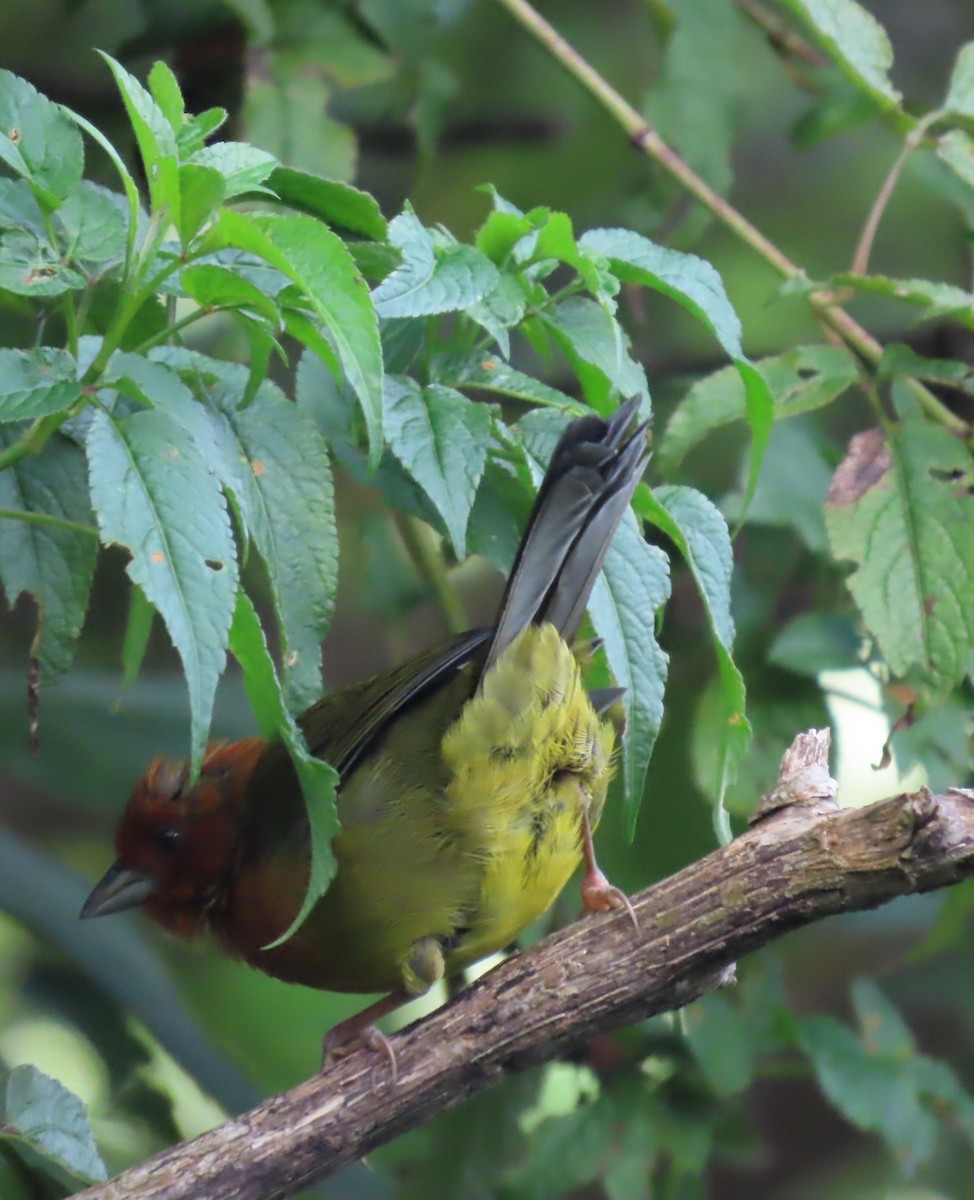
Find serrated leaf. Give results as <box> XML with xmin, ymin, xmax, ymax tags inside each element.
<box><xmin>56</xmin><ymin>181</ymin><xmax>128</xmax><ymax>266</ymax></box>
<box><xmin>190</xmin><ymin>141</ymin><xmax>278</xmax><ymax>197</ymax></box>
<box><xmin>579</xmin><ymin>227</ymin><xmax>771</xmax><ymax>502</ymax></box>
<box><xmin>777</xmin><ymin>0</ymin><xmax>901</xmax><ymax>111</ymax></box>
<box><xmin>825</xmin><ymin>422</ymin><xmax>974</xmax><ymax>696</ymax></box>
<box><xmin>147</xmin><ymin>60</ymin><xmax>185</xmax><ymax>132</ymax></box>
<box><xmin>86</xmin><ymin>408</ymin><xmax>237</xmax><ymax>776</ymax></box>
<box><xmin>0</xmin><ymin>69</ymin><xmax>84</xmax><ymax>210</ymax></box>
<box><xmin>3</xmin><ymin>1065</ymin><xmax>107</xmax><ymax>1186</ymax></box>
<box><xmin>207</xmin><ymin>386</ymin><xmax>338</xmax><ymax>712</ymax></box>
<box><xmin>589</xmin><ymin>516</ymin><xmax>670</xmax><ymax>833</ymax></box>
<box><xmin>0</xmin><ymin>347</ymin><xmax>81</xmax><ymax>422</ymax></box>
<box><xmin>641</xmin><ymin>484</ymin><xmax>748</xmax><ymax>834</ymax></box>
<box><xmin>384</xmin><ymin>377</ymin><xmax>491</xmax><ymax>558</ymax></box>
<box><xmin>229</xmin><ymin>589</ymin><xmax>339</xmax><ymax>945</ymax></box>
<box><xmin>658</xmin><ymin>345</ymin><xmax>859</xmax><ymax>473</ymax></box>
<box><xmin>0</xmin><ymin>229</ymin><xmax>86</xmax><ymax>295</ymax></box>
<box><xmin>0</xmin><ymin>430</ymin><xmax>96</xmax><ymax>676</ymax></box>
<box><xmin>266</xmin><ymin>166</ymin><xmax>387</xmax><ymax>238</ymax></box>
<box><xmin>215</xmin><ymin>209</ymin><xmax>384</xmax><ymax>467</ymax></box>
<box><xmin>435</xmin><ymin>352</ymin><xmax>583</xmax><ymax>413</ymax></box>
<box><xmin>800</xmin><ymin>1014</ymin><xmax>936</xmax><ymax>1170</ymax></box>
<box><xmin>466</xmin><ymin>273</ymin><xmax>527</xmax><ymax>358</ymax></box>
<box><xmin>180</xmin><ymin>262</ymin><xmax>281</xmax><ymax>324</ymax></box>
<box><xmin>99</xmin><ymin>52</ymin><xmax>180</xmax><ymax>227</ymax></box>
<box><xmin>177</xmin><ymin>163</ymin><xmax>225</xmax><ymax>246</ymax></box>
<box><xmin>832</xmin><ymin>272</ymin><xmax>974</xmax><ymax>328</ymax></box>
<box><xmin>372</xmin><ymin>207</ymin><xmax>500</xmax><ymax>318</ymax></box>
<box><xmin>541</xmin><ymin>296</ymin><xmax>649</xmax><ymax>406</ymax></box>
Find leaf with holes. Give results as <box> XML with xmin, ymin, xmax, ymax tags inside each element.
<box><xmin>86</xmin><ymin>408</ymin><xmax>238</xmax><ymax>775</ymax></box>
<box><xmin>825</xmin><ymin>421</ymin><xmax>974</xmax><ymax>697</ymax></box>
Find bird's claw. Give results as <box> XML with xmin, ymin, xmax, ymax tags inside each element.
<box><xmin>581</xmin><ymin>868</ymin><xmax>639</xmax><ymax>931</ymax></box>
<box><xmin>322</xmin><ymin>1023</ymin><xmax>398</xmax><ymax>1083</ymax></box>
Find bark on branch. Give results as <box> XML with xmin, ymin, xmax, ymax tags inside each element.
<box><xmin>75</xmin><ymin>731</ymin><xmax>974</xmax><ymax>1200</ymax></box>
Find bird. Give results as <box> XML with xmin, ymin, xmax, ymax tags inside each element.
<box><xmin>81</xmin><ymin>399</ymin><xmax>649</xmax><ymax>1066</ymax></box>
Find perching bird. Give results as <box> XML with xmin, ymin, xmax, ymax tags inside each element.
<box><xmin>82</xmin><ymin>399</ymin><xmax>649</xmax><ymax>1061</ymax></box>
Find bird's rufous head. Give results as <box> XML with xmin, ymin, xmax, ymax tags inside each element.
<box><xmin>80</xmin><ymin>738</ymin><xmax>265</xmax><ymax>937</ymax></box>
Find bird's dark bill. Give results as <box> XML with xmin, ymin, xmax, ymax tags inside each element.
<box><xmin>80</xmin><ymin>861</ymin><xmax>157</xmax><ymax>918</ymax></box>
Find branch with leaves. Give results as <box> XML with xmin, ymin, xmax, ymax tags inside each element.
<box><xmin>64</xmin><ymin>731</ymin><xmax>974</xmax><ymax>1200</ymax></box>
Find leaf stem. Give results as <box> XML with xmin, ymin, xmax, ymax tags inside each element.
<box><xmin>0</xmin><ymin>506</ymin><xmax>99</xmax><ymax>537</ymax></box>
<box><xmin>851</xmin><ymin>112</ymin><xmax>940</xmax><ymax>276</ymax></box>
<box><xmin>493</xmin><ymin>0</ymin><xmax>969</xmax><ymax>438</ymax></box>
<box><xmin>395</xmin><ymin>513</ymin><xmax>468</xmax><ymax>634</ymax></box>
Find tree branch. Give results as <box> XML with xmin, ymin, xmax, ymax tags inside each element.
<box><xmin>75</xmin><ymin>731</ymin><xmax>974</xmax><ymax>1200</ymax></box>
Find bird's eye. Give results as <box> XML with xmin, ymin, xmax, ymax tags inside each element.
<box><xmin>153</xmin><ymin>828</ymin><xmax>182</xmax><ymax>855</ymax></box>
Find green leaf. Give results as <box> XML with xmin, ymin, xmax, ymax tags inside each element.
<box><xmin>56</xmin><ymin>181</ymin><xmax>128</xmax><ymax>266</ymax></box>
<box><xmin>658</xmin><ymin>345</ymin><xmax>859</xmax><ymax>473</ymax></box>
<box><xmin>685</xmin><ymin>993</ymin><xmax>754</xmax><ymax>1096</ymax></box>
<box><xmin>99</xmin><ymin>52</ymin><xmax>180</xmax><ymax>227</ymax></box>
<box><xmin>176</xmin><ymin>107</ymin><xmax>228</xmax><ymax>159</ymax></box>
<box><xmin>590</xmin><ymin>517</ymin><xmax>670</xmax><ymax>833</ymax></box>
<box><xmin>435</xmin><ymin>352</ymin><xmax>584</xmax><ymax>413</ymax></box>
<box><xmin>0</xmin><ymin>229</ymin><xmax>86</xmax><ymax>296</ymax></box>
<box><xmin>3</xmin><ymin>1065</ymin><xmax>106</xmax><ymax>1187</ymax></box>
<box><xmin>944</xmin><ymin>42</ymin><xmax>974</xmax><ymax>119</ymax></box>
<box><xmin>180</xmin><ymin>262</ymin><xmax>281</xmax><ymax>324</ymax></box>
<box><xmin>0</xmin><ymin>69</ymin><xmax>84</xmax><ymax>210</ymax></box>
<box><xmin>215</xmin><ymin>209</ymin><xmax>384</xmax><ymax>467</ymax></box>
<box><xmin>0</xmin><ymin>176</ymin><xmax>45</xmax><ymax>234</ymax></box>
<box><xmin>644</xmin><ymin>0</ymin><xmax>740</xmax><ymax>196</ymax></box>
<box><xmin>120</xmin><ymin>580</ymin><xmax>154</xmax><ymax>691</ymax></box>
<box><xmin>86</xmin><ymin>408</ymin><xmax>238</xmax><ymax>776</ymax></box>
<box><xmin>177</xmin><ymin>163</ymin><xmax>225</xmax><ymax>246</ymax></box>
<box><xmin>833</xmin><ymin>272</ymin><xmax>974</xmax><ymax>328</ymax></box>
<box><xmin>266</xmin><ymin>166</ymin><xmax>387</xmax><ymax>238</ymax></box>
<box><xmin>0</xmin><ymin>431</ymin><xmax>96</xmax><ymax>676</ymax></box>
<box><xmin>641</xmin><ymin>484</ymin><xmax>748</xmax><ymax>836</ymax></box>
<box><xmin>541</xmin><ymin>296</ymin><xmax>649</xmax><ymax>406</ymax></box>
<box><xmin>851</xmin><ymin>979</ymin><xmax>915</xmax><ymax>1059</ymax></box>
<box><xmin>372</xmin><ymin>207</ymin><xmax>500</xmax><ymax>318</ymax></box>
<box><xmin>579</xmin><ymin>227</ymin><xmax>772</xmax><ymax>501</ymax></box>
<box><xmin>147</xmin><ymin>60</ymin><xmax>185</xmax><ymax>131</ymax></box>
<box><xmin>384</xmin><ymin>377</ymin><xmax>492</xmax><ymax>558</ymax></box>
<box><xmin>207</xmin><ymin>383</ymin><xmax>339</xmax><ymax>712</ymax></box>
<box><xmin>0</xmin><ymin>347</ymin><xmax>81</xmax><ymax>422</ymax></box>
<box><xmin>777</xmin><ymin>0</ymin><xmax>901</xmax><ymax>112</ymax></box>
<box><xmin>768</xmin><ymin>612</ymin><xmax>863</xmax><ymax>676</ymax></box>
<box><xmin>229</xmin><ymin>589</ymin><xmax>340</xmax><ymax>946</ymax></box>
<box><xmin>466</xmin><ymin>273</ymin><xmax>528</xmax><ymax>358</ymax></box>
<box><xmin>824</xmin><ymin>421</ymin><xmax>974</xmax><ymax>696</ymax></box>
<box><xmin>190</xmin><ymin>141</ymin><xmax>278</xmax><ymax>197</ymax></box>
<box><xmin>725</xmin><ymin>418</ymin><xmax>833</xmax><ymax>552</ymax></box>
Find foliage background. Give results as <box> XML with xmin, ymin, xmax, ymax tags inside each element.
<box><xmin>1</xmin><ymin>0</ymin><xmax>974</xmax><ymax>1197</ymax></box>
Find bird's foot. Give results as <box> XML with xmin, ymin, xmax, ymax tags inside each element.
<box><xmin>580</xmin><ymin>865</ymin><xmax>638</xmax><ymax>930</ymax></box>
<box><xmin>322</xmin><ymin>1021</ymin><xmax>398</xmax><ymax>1082</ymax></box>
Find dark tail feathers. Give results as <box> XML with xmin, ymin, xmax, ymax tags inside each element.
<box><xmin>481</xmin><ymin>398</ymin><xmax>649</xmax><ymax>676</ymax></box>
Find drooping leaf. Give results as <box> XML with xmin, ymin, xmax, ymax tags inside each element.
<box><xmin>825</xmin><ymin>421</ymin><xmax>974</xmax><ymax>696</ymax></box>
<box><xmin>86</xmin><ymin>408</ymin><xmax>238</xmax><ymax>776</ymax></box>
<box><xmin>540</xmin><ymin>296</ymin><xmax>649</xmax><ymax>408</ymax></box>
<box><xmin>0</xmin><ymin>347</ymin><xmax>81</xmax><ymax>422</ymax></box>
<box><xmin>658</xmin><ymin>345</ymin><xmax>859</xmax><ymax>473</ymax></box>
<box><xmin>229</xmin><ymin>589</ymin><xmax>340</xmax><ymax>945</ymax></box>
<box><xmin>0</xmin><ymin>430</ymin><xmax>96</xmax><ymax>676</ymax></box>
<box><xmin>0</xmin><ymin>69</ymin><xmax>84</xmax><ymax>210</ymax></box>
<box><xmin>266</xmin><ymin>166</ymin><xmax>387</xmax><ymax>239</ymax></box>
<box><xmin>3</xmin><ymin>1065</ymin><xmax>107</xmax><ymax>1187</ymax></box>
<box><xmin>777</xmin><ymin>0</ymin><xmax>902</xmax><ymax>112</ymax></box>
<box><xmin>384</xmin><ymin>376</ymin><xmax>492</xmax><ymax>558</ymax></box>
<box><xmin>215</xmin><ymin>209</ymin><xmax>384</xmax><ymax>467</ymax></box>
<box><xmin>640</xmin><ymin>484</ymin><xmax>748</xmax><ymax>837</ymax></box>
